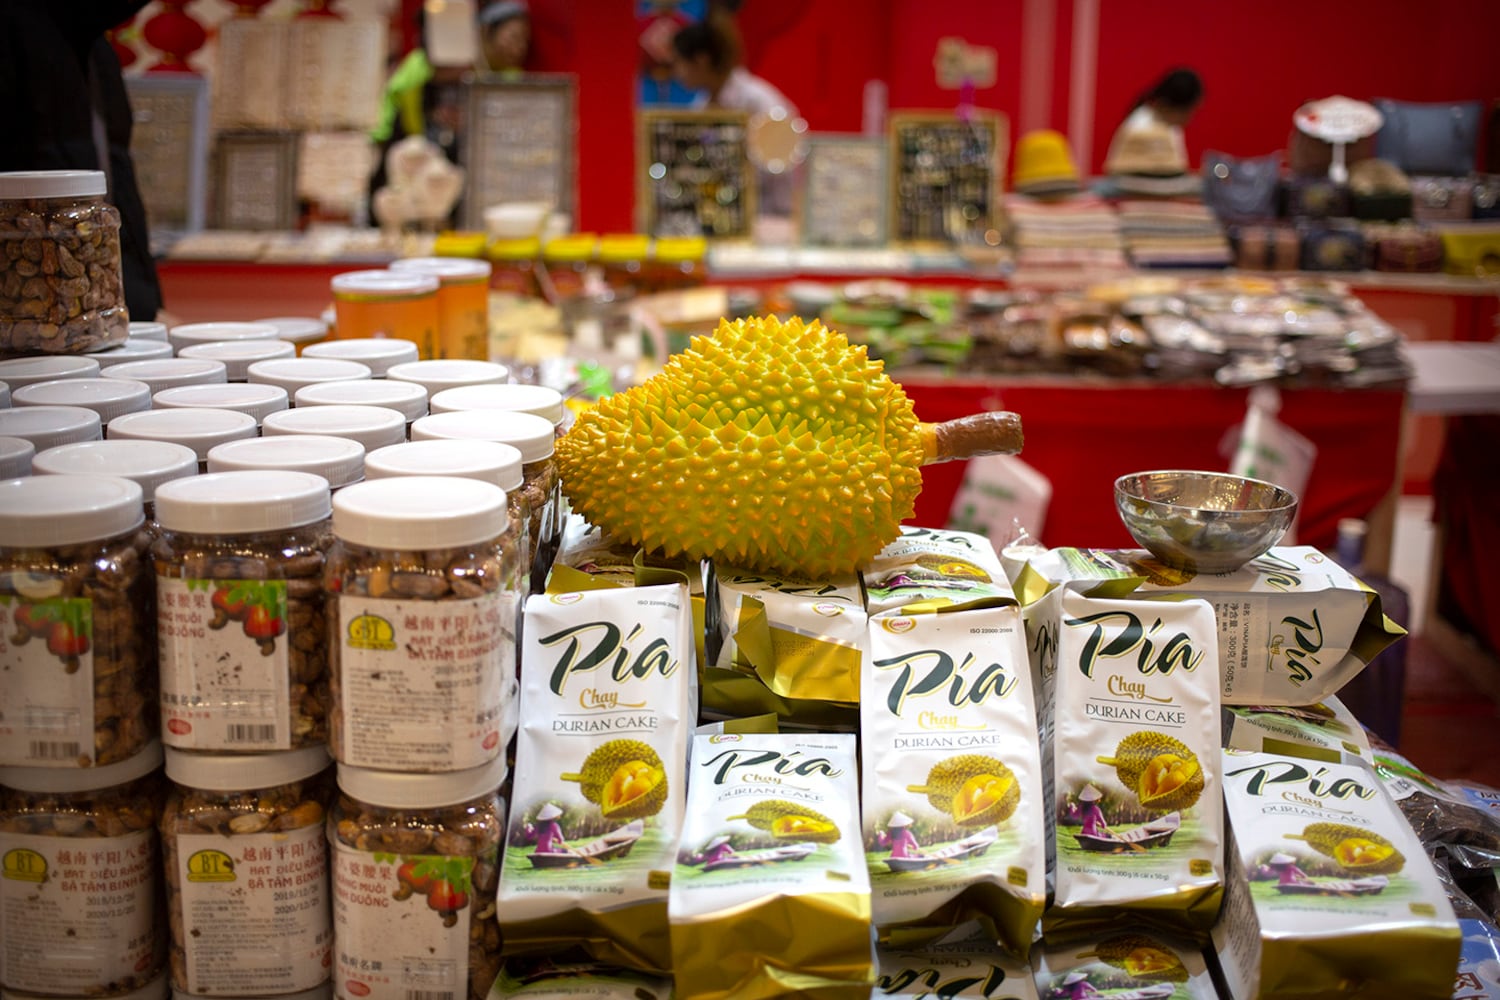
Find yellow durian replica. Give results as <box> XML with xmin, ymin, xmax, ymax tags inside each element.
<box><xmin>559</xmin><ymin>739</ymin><xmax>668</xmax><ymax>820</ymax></box>
<box><xmin>906</xmin><ymin>754</ymin><xmax>1021</xmax><ymax>827</ymax></box>
<box><xmin>1078</xmin><ymin>934</ymin><xmax>1189</xmax><ymax>982</ymax></box>
<box><xmin>556</xmin><ymin>315</ymin><xmax>1024</xmax><ymax>578</ymax></box>
<box><xmin>726</xmin><ymin>800</ymin><xmax>841</xmax><ymax>843</ymax></box>
<box><xmin>1096</xmin><ymin>732</ymin><xmax>1204</xmax><ymax>812</ymax></box>
<box><xmin>1285</xmin><ymin>822</ymin><xmax>1406</xmax><ymax>875</ymax></box>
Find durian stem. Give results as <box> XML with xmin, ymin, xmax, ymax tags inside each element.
<box><xmin>1095</xmin><ymin>756</ymin><xmax>1119</xmax><ymax>766</ymax></box>
<box><xmin>560</xmin><ymin>773</ymin><xmax>583</xmax><ymax>782</ymax></box>
<box><xmin>905</xmin><ymin>785</ymin><xmax>931</xmax><ymax>794</ymax></box>
<box><xmin>725</xmin><ymin>814</ymin><xmax>748</xmax><ymax>822</ymax></box>
<box><xmin>919</xmin><ymin>411</ymin><xmax>1024</xmax><ymax>465</ymax></box>
<box><xmin>1285</xmin><ymin>834</ymin><xmax>1309</xmax><ymax>841</ymax></box>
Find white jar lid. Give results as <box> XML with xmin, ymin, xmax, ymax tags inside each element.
<box><xmin>0</xmin><ymin>169</ymin><xmax>106</xmax><ymax>199</ymax></box>
<box><xmin>0</xmin><ymin>405</ymin><xmax>102</xmax><ymax>449</ymax></box>
<box><xmin>302</xmin><ymin>338</ymin><xmax>420</xmax><ymax>377</ymax></box>
<box><xmin>386</xmin><ymin>359</ymin><xmax>509</xmax><ymax>393</ymax></box>
<box><xmin>164</xmin><ymin>744</ymin><xmax>331</xmax><ymax>791</ymax></box>
<box><xmin>179</xmin><ymin>339</ymin><xmax>296</xmax><ymax>381</ymax></box>
<box><xmin>334</xmin><ymin>475</ymin><xmax>508</xmax><ymax>548</ymax></box>
<box><xmin>411</xmin><ymin>410</ymin><xmax>553</xmax><ymax>461</ymax></box>
<box><xmin>167</xmin><ymin>321</ymin><xmax>280</xmax><ymax>352</ymax></box>
<box><xmin>152</xmin><ymin>383</ymin><xmax>290</xmax><ymax>424</ymax></box>
<box><xmin>14</xmin><ymin>377</ymin><xmax>152</xmax><ymax>424</ymax></box>
<box><xmin>330</xmin><ymin>269</ymin><xmax>439</xmax><ymax>297</ymax></box>
<box><xmin>367</xmin><ymin>440</ymin><xmax>523</xmax><ymax>492</ymax></box>
<box><xmin>295</xmin><ymin>379</ymin><xmax>427</xmax><ymax>422</ymax></box>
<box><xmin>0</xmin><ymin>355</ymin><xmax>102</xmax><ymax>389</ymax></box>
<box><xmin>337</xmin><ymin>753</ymin><xmax>507</xmax><ymax>809</ymax></box>
<box><xmin>263</xmin><ymin>405</ymin><xmax>405</xmax><ymax>452</ymax></box>
<box><xmin>34</xmin><ymin>440</ymin><xmax>197</xmax><ymax>501</ymax></box>
<box><xmin>429</xmin><ymin>384</ymin><xmax>564</xmax><ymax>426</ymax></box>
<box><xmin>128</xmin><ymin>320</ymin><xmax>169</xmax><ymax>342</ymax></box>
<box><xmin>155</xmin><ymin>470</ymin><xmax>331</xmax><ymax>533</ymax></box>
<box><xmin>0</xmin><ymin>474</ymin><xmax>143</xmax><ymax>546</ymax></box>
<box><xmin>86</xmin><ymin>339</ymin><xmax>176</xmax><ymax>367</ymax></box>
<box><xmin>207</xmin><ymin>435</ymin><xmax>364</xmax><ymax>490</ymax></box>
<box><xmin>107</xmin><ymin>408</ymin><xmax>258</xmax><ymax>461</ymax></box>
<box><xmin>248</xmin><ymin>357</ymin><xmax>372</xmax><ymax>395</ymax></box>
<box><xmin>390</xmin><ymin>256</ymin><xmax>493</xmax><ymax>282</ymax></box>
<box><xmin>103</xmin><ymin>358</ymin><xmax>228</xmax><ymax>393</ymax></box>
<box><xmin>254</xmin><ymin>315</ymin><xmax>330</xmax><ymax>345</ymax></box>
<box><xmin>0</xmin><ymin>740</ymin><xmax>163</xmax><ymax>793</ymax></box>
<box><xmin>0</xmin><ymin>436</ymin><xmax>34</xmax><ymax>478</ymax></box>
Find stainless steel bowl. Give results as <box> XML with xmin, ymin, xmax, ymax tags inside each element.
<box><xmin>1114</xmin><ymin>471</ymin><xmax>1298</xmax><ymax>575</ymax></box>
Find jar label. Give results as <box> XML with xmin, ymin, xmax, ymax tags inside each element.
<box><xmin>0</xmin><ymin>595</ymin><xmax>96</xmax><ymax>766</ymax></box>
<box><xmin>157</xmin><ymin>578</ymin><xmax>292</xmax><ymax>750</ymax></box>
<box><xmin>336</xmin><ymin>593</ymin><xmax>515</xmax><ymax>771</ymax></box>
<box><xmin>332</xmin><ymin>843</ymin><xmax>472</xmax><ymax>1000</ymax></box>
<box><xmin>175</xmin><ymin>825</ymin><xmax>330</xmax><ymax>994</ymax></box>
<box><xmin>0</xmin><ymin>829</ymin><xmax>157</xmax><ymax>992</ymax></box>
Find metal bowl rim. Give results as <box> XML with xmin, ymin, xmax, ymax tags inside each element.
<box><xmin>1113</xmin><ymin>470</ymin><xmax>1300</xmax><ymax>515</ymax></box>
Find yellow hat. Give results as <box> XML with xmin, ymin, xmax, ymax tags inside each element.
<box><xmin>1013</xmin><ymin>129</ymin><xmax>1081</xmax><ymax>195</ymax></box>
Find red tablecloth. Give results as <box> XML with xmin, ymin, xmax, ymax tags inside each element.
<box><xmin>904</xmin><ymin>378</ymin><xmax>1405</xmax><ymax>552</ymax></box>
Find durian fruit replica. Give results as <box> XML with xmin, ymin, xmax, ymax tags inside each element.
<box><xmin>726</xmin><ymin>800</ymin><xmax>842</xmax><ymax>843</ymax></box>
<box><xmin>905</xmin><ymin>754</ymin><xmax>1021</xmax><ymax>827</ymax></box>
<box><xmin>559</xmin><ymin>739</ymin><xmax>668</xmax><ymax>820</ymax></box>
<box><xmin>1078</xmin><ymin>934</ymin><xmax>1189</xmax><ymax>982</ymax></box>
<box><xmin>1285</xmin><ymin>822</ymin><xmax>1406</xmax><ymax>875</ymax></box>
<box><xmin>556</xmin><ymin>315</ymin><xmax>1024</xmax><ymax>578</ymax></box>
<box><xmin>1096</xmin><ymin>732</ymin><xmax>1204</xmax><ymax>812</ymax></box>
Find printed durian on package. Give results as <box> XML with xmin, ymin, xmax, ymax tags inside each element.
<box><xmin>498</xmin><ymin>584</ymin><xmax>693</xmax><ymax>973</ymax></box>
<box><xmin>669</xmin><ymin>732</ymin><xmax>872</xmax><ymax>1000</ymax></box>
<box><xmin>863</xmin><ymin>525</ymin><xmax>1016</xmax><ymax>616</ymax></box>
<box><xmin>861</xmin><ymin>604</ymin><xmax>1045</xmax><ymax>955</ymax></box>
<box><xmin>1223</xmin><ymin>695</ymin><xmax>1372</xmax><ymax>764</ymax></box>
<box><xmin>1048</xmin><ymin>590</ymin><xmax>1224</xmax><ymax>941</ymax></box>
<box><xmin>704</xmin><ymin>565</ymin><xmax>865</xmax><ymax>729</ymax></box>
<box><xmin>874</xmin><ymin>923</ymin><xmax>1039</xmax><ymax>1000</ymax></box>
<box><xmin>1215</xmin><ymin>749</ymin><xmax>1460</xmax><ymax>1000</ymax></box>
<box><xmin>1033</xmin><ymin>929</ymin><xmax>1219</xmax><ymax>1000</ymax></box>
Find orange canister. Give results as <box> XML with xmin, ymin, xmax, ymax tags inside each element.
<box><xmin>389</xmin><ymin>258</ymin><xmax>493</xmax><ymax>362</ymax></box>
<box><xmin>329</xmin><ymin>271</ymin><xmax>440</xmax><ymax>360</ymax></box>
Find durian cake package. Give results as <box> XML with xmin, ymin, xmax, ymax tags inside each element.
<box><xmin>710</xmin><ymin>565</ymin><xmax>866</xmax><ymax>705</ymax></box>
<box><xmin>1214</xmin><ymin>749</ymin><xmax>1460</xmax><ymax>1000</ymax></box>
<box><xmin>1048</xmin><ymin>590</ymin><xmax>1224</xmax><ymax>940</ymax></box>
<box><xmin>1223</xmin><ymin>696</ymin><xmax>1372</xmax><ymax>764</ymax></box>
<box><xmin>487</xmin><ymin>959</ymin><xmax>674</xmax><ymax>998</ymax></box>
<box><xmin>547</xmin><ymin>515</ymin><xmax>640</xmax><ymax>589</ymax></box>
<box><xmin>1032</xmin><ymin>929</ymin><xmax>1219</xmax><ymax>1000</ymax></box>
<box><xmin>863</xmin><ymin>525</ymin><xmax>1016</xmax><ymax>616</ymax></box>
<box><xmin>498</xmin><ymin>584</ymin><xmax>693</xmax><ymax>973</ymax></box>
<box><xmin>874</xmin><ymin>925</ymin><xmax>1039</xmax><ymax>1000</ymax></box>
<box><xmin>861</xmin><ymin>604</ymin><xmax>1045</xmax><ymax>955</ymax></box>
<box><xmin>669</xmin><ymin>732</ymin><xmax>873</xmax><ymax>1000</ymax></box>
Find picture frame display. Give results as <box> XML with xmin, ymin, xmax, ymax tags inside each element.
<box><xmin>126</xmin><ymin>75</ymin><xmax>210</xmax><ymax>238</ymax></box>
<box><xmin>637</xmin><ymin>109</ymin><xmax>754</xmax><ymax>239</ymax></box>
<box><xmin>214</xmin><ymin>132</ymin><xmax>300</xmax><ymax>232</ymax></box>
<box><xmin>888</xmin><ymin>110</ymin><xmax>1008</xmax><ymax>245</ymax></box>
<box><xmin>462</xmin><ymin>74</ymin><xmax>578</xmax><ymax>231</ymax></box>
<box><xmin>797</xmin><ymin>135</ymin><xmax>889</xmax><ymax>248</ymax></box>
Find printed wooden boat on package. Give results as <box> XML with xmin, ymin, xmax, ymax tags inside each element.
<box><xmin>883</xmin><ymin>826</ymin><xmax>1000</xmax><ymax>873</ymax></box>
<box><xmin>1072</xmin><ymin>812</ymin><xmax>1181</xmax><ymax>853</ymax></box>
<box><xmin>527</xmin><ymin>820</ymin><xmax>646</xmax><ymax>868</ymax></box>
<box><xmin>701</xmin><ymin>842</ymin><xmax>817</xmax><ymax>872</ymax></box>
<box><xmin>1274</xmin><ymin>874</ymin><xmax>1389</xmax><ymax>897</ymax></box>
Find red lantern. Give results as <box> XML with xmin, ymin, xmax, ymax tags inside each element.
<box><xmin>142</xmin><ymin>0</ymin><xmax>208</xmax><ymax>74</ymax></box>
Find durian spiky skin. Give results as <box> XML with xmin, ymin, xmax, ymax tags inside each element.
<box><xmin>1287</xmin><ymin>822</ymin><xmax>1406</xmax><ymax>875</ymax></box>
<box><xmin>1096</xmin><ymin>731</ymin><xmax>1204</xmax><ymax>812</ymax></box>
<box><xmin>556</xmin><ymin>315</ymin><xmax>926</xmax><ymax>578</ymax></box>
<box><xmin>559</xmin><ymin>739</ymin><xmax>668</xmax><ymax>820</ymax></box>
<box><xmin>1088</xmin><ymin>935</ymin><xmax>1189</xmax><ymax>982</ymax></box>
<box><xmin>905</xmin><ymin>754</ymin><xmax>1019</xmax><ymax>826</ymax></box>
<box><xmin>726</xmin><ymin>799</ymin><xmax>841</xmax><ymax>843</ymax></box>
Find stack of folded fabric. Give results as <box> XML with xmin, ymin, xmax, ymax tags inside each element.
<box><xmin>1117</xmin><ymin>199</ymin><xmax>1232</xmax><ymax>268</ymax></box>
<box><xmin>1004</xmin><ymin>194</ymin><xmax>1128</xmax><ymax>272</ymax></box>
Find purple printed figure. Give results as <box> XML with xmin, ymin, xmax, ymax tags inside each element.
<box><xmin>1269</xmin><ymin>852</ymin><xmax>1310</xmax><ymax>885</ymax></box>
<box><xmin>1077</xmin><ymin>785</ymin><xmax>1112</xmax><ymax>839</ymax></box>
<box><xmin>886</xmin><ymin>811</ymin><xmax>923</xmax><ymax>859</ymax></box>
<box><xmin>701</xmin><ymin>835</ymin><xmax>736</xmax><ymax>865</ymax></box>
<box><xmin>534</xmin><ymin>802</ymin><xmax>567</xmax><ymax>853</ymax></box>
<box><xmin>1051</xmin><ymin>972</ymin><xmax>1100</xmax><ymax>999</ymax></box>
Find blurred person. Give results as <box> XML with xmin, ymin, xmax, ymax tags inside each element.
<box><xmin>478</xmin><ymin>0</ymin><xmax>530</xmax><ymax>75</ymax></box>
<box><xmin>1104</xmin><ymin>67</ymin><xmax>1203</xmax><ymax>177</ymax></box>
<box><xmin>670</xmin><ymin>18</ymin><xmax>793</xmax><ymax>118</ymax></box>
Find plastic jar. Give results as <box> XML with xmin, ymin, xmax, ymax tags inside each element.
<box><xmin>206</xmin><ymin>436</ymin><xmax>365</xmax><ymax>492</ymax></box>
<box><xmin>152</xmin><ymin>383</ymin><xmax>290</xmax><ymax>427</ymax></box>
<box><xmin>651</xmin><ymin>235</ymin><xmax>707</xmax><ymax>292</ymax></box>
<box><xmin>129</xmin><ymin>321</ymin><xmax>168</xmax><ymax>343</ymax></box>
<box><xmin>160</xmin><ymin>746</ymin><xmax>333</xmax><ymax>997</ymax></box>
<box><xmin>0</xmin><ymin>354</ymin><xmax>102</xmax><ymax>388</ymax></box>
<box><xmin>255</xmin><ymin>316</ymin><xmax>330</xmax><ymax>355</ymax></box>
<box><xmin>102</xmin><ymin>359</ymin><xmax>228</xmax><ymax>395</ymax></box>
<box><xmin>293</xmin><ymin>379</ymin><xmax>427</xmax><ymax>428</ymax></box>
<box><xmin>263</xmin><ymin>405</ymin><xmax>406</xmax><ymax>452</ymax></box>
<box><xmin>391</xmin><ymin>258</ymin><xmax>493</xmax><ymax>362</ymax></box>
<box><xmin>248</xmin><ymin>358</ymin><xmax>372</xmax><ymax>399</ymax></box>
<box><xmin>364</xmin><ymin>440</ymin><xmax>530</xmax><ymax>590</ymax></box>
<box><xmin>386</xmin><ymin>359</ymin><xmax>509</xmax><ymax>397</ymax></box>
<box><xmin>0</xmin><ymin>380</ymin><xmax>7</xmax><ymax>408</ymax></box>
<box><xmin>178</xmin><ymin>340</ymin><xmax>296</xmax><ymax>382</ymax></box>
<box><xmin>87</xmin><ymin>338</ymin><xmax>177</xmax><ymax>368</ymax></box>
<box><xmin>0</xmin><ymin>742</ymin><xmax>166</xmax><ymax>996</ymax></box>
<box><xmin>328</xmin><ymin>757</ymin><xmax>505</xmax><ymax>1000</ymax></box>
<box><xmin>598</xmin><ymin>233</ymin><xmax>650</xmax><ymax>292</ymax></box>
<box><xmin>107</xmin><ymin>408</ymin><xmax>258</xmax><ymax>472</ymax></box>
<box><xmin>486</xmin><ymin>237</ymin><xmax>540</xmax><ymax>298</ymax></box>
<box><xmin>301</xmin><ymin>338</ymin><xmax>419</xmax><ymax>379</ymax></box>
<box><xmin>0</xmin><ymin>170</ymin><xmax>128</xmax><ymax>357</ymax></box>
<box><xmin>325</xmin><ymin>477</ymin><xmax>518</xmax><ymax>771</ymax></box>
<box><xmin>33</xmin><ymin>440</ymin><xmax>198</xmax><ymax>519</ymax></box>
<box><xmin>0</xmin><ymin>435</ymin><xmax>34</xmax><ymax>477</ymax></box>
<box><xmin>539</xmin><ymin>234</ymin><xmax>597</xmax><ymax>302</ymax></box>
<box><xmin>0</xmin><ymin>474</ymin><xmax>153</xmax><ymax>768</ymax></box>
<box><xmin>0</xmin><ymin>404</ymin><xmax>102</xmax><ymax>449</ymax></box>
<box><xmin>13</xmin><ymin>376</ymin><xmax>151</xmax><ymax>427</ymax></box>
<box><xmin>166</xmin><ymin>322</ymin><xmax>279</xmax><ymax>355</ymax></box>
<box><xmin>427</xmin><ymin>384</ymin><xmax>567</xmax><ymax>437</ymax></box>
<box><xmin>153</xmin><ymin>471</ymin><xmax>332</xmax><ymax>753</ymax></box>
<box><xmin>330</xmin><ymin>271</ymin><xmax>440</xmax><ymax>360</ymax></box>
